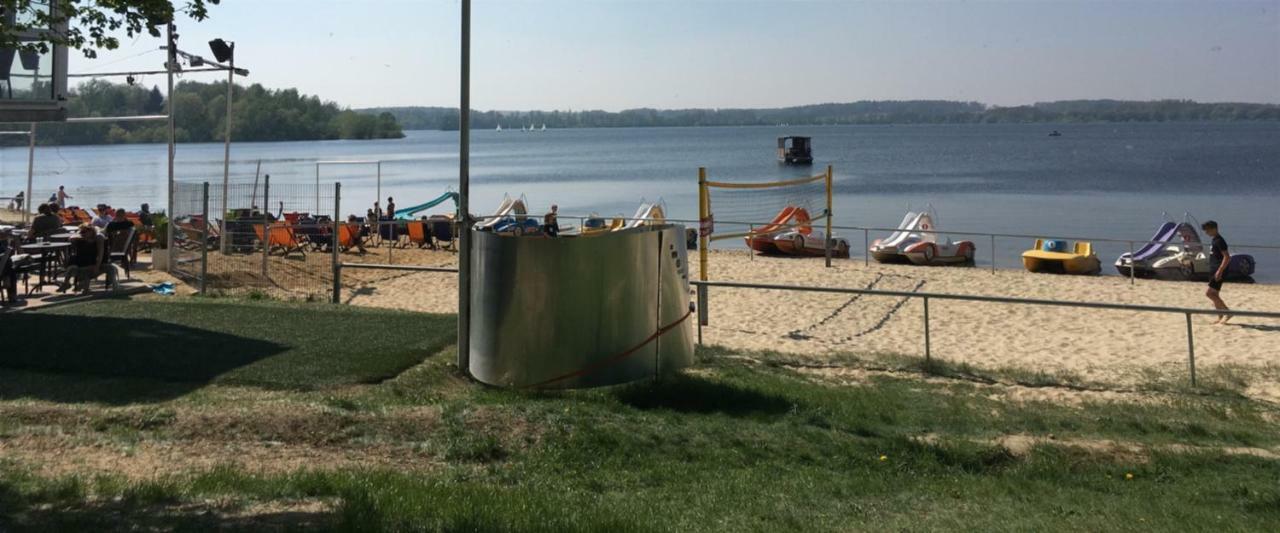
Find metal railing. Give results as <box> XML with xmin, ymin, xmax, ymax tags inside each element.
<box><xmin>691</xmin><ymin>279</ymin><xmax>1280</xmax><ymax>387</ymax></box>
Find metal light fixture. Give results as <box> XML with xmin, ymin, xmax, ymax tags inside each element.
<box><xmin>208</xmin><ymin>38</ymin><xmax>233</xmax><ymax>63</ymax></box>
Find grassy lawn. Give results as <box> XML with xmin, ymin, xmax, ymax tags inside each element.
<box><xmin>1</xmin><ymin>297</ymin><xmax>1279</xmax><ymax>530</ymax></box>
<box><xmin>0</xmin><ymin>297</ymin><xmax>456</xmax><ymax>392</ymax></box>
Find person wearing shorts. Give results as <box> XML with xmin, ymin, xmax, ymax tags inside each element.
<box><xmin>542</xmin><ymin>205</ymin><xmax>560</xmax><ymax>237</ymax></box>
<box><xmin>1202</xmin><ymin>220</ymin><xmax>1231</xmax><ymax>324</ymax></box>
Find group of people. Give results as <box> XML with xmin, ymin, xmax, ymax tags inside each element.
<box><xmin>2</xmin><ymin>191</ymin><xmax>154</xmax><ymax>300</ymax></box>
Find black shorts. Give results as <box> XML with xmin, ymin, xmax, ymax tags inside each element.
<box><xmin>1208</xmin><ymin>278</ymin><xmax>1223</xmax><ymax>291</ymax></box>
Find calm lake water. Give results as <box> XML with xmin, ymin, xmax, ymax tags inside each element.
<box><xmin>3</xmin><ymin>122</ymin><xmax>1277</xmax><ymax>280</ymax></box>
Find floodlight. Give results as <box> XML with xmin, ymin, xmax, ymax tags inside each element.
<box><xmin>208</xmin><ymin>39</ymin><xmax>233</xmax><ymax>63</ymax></box>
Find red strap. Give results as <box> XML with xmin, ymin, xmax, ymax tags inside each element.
<box><xmin>522</xmin><ymin>308</ymin><xmax>694</xmax><ymax>389</ymax></box>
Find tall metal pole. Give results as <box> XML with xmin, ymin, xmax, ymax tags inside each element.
<box><xmin>457</xmin><ymin>0</ymin><xmax>473</xmax><ymax>376</ymax></box>
<box><xmin>165</xmin><ymin>22</ymin><xmax>177</xmax><ymax>270</ymax></box>
<box><xmin>220</xmin><ymin>44</ymin><xmax>234</xmax><ymax>253</ymax></box>
<box><xmin>824</xmin><ymin>164</ymin><xmax>833</xmax><ymax>268</ymax></box>
<box><xmin>23</xmin><ymin>123</ymin><xmax>34</xmax><ymax>224</ymax></box>
<box><xmin>332</xmin><ymin>182</ymin><xmax>341</xmax><ymax>304</ymax></box>
<box><xmin>200</xmin><ymin>182</ymin><xmax>209</xmax><ymax>295</ymax></box>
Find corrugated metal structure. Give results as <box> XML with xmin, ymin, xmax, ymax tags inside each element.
<box><xmin>469</xmin><ymin>225</ymin><xmax>695</xmax><ymax>388</ymax></box>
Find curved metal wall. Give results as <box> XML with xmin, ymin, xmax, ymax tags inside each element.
<box><xmin>469</xmin><ymin>224</ymin><xmax>695</xmax><ymax>389</ymax></box>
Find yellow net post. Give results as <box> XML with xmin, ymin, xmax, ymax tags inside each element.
<box><xmin>825</xmin><ymin>164</ymin><xmax>833</xmax><ymax>268</ymax></box>
<box><xmin>698</xmin><ymin>167</ymin><xmax>709</xmax><ymax>281</ymax></box>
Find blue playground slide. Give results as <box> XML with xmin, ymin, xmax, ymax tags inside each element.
<box><xmin>394</xmin><ymin>192</ymin><xmax>459</xmax><ymax>219</ymax></box>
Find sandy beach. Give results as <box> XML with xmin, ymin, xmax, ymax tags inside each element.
<box><xmin>336</xmin><ymin>247</ymin><xmax>1280</xmax><ymax>392</ymax></box>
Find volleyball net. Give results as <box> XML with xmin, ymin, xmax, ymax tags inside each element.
<box><xmin>697</xmin><ymin>166</ymin><xmax>833</xmax><ymax>280</ymax></box>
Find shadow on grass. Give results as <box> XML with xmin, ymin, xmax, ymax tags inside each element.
<box><xmin>614</xmin><ymin>373</ymin><xmax>793</xmax><ymax>418</ymax></box>
<box><xmin>0</xmin><ymin>314</ymin><xmax>285</xmax><ymax>404</ymax></box>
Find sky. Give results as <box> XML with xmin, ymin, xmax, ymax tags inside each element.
<box><xmin>66</xmin><ymin>0</ymin><xmax>1280</xmax><ymax>111</ymax></box>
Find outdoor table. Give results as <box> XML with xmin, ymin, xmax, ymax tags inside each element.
<box><xmin>19</xmin><ymin>241</ymin><xmax>71</xmax><ymax>293</ymax></box>
<box><xmin>49</xmin><ymin>232</ymin><xmax>75</xmax><ymax>241</ymax></box>
<box><xmin>62</xmin><ymin>225</ymin><xmax>79</xmax><ymax>232</ymax></box>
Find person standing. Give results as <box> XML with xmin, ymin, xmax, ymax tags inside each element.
<box><xmin>542</xmin><ymin>204</ymin><xmax>559</xmax><ymax>237</ymax></box>
<box><xmin>56</xmin><ymin>186</ymin><xmax>71</xmax><ymax>208</ymax></box>
<box><xmin>13</xmin><ymin>191</ymin><xmax>22</xmax><ymax>211</ymax></box>
<box><xmin>1202</xmin><ymin>220</ymin><xmax>1231</xmax><ymax>324</ymax></box>
<box><xmin>386</xmin><ymin>197</ymin><xmax>396</xmax><ymax>219</ymax></box>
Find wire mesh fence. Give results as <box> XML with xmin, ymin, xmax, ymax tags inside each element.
<box><xmin>171</xmin><ymin>179</ymin><xmax>340</xmax><ymax>298</ymax></box>
<box><xmin>168</xmin><ymin>180</ymin><xmax>464</xmax><ymax>300</ymax></box>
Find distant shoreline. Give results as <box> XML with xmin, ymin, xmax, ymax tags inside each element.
<box><xmin>367</xmin><ymin>100</ymin><xmax>1280</xmax><ymax>131</ymax></box>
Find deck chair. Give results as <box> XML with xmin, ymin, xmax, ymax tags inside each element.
<box><xmin>107</xmin><ymin>227</ymin><xmax>137</xmax><ymax>280</ymax></box>
<box><xmin>178</xmin><ymin>223</ymin><xmax>207</xmax><ymax>251</ymax></box>
<box><xmin>430</xmin><ymin>218</ymin><xmax>455</xmax><ymax>251</ymax></box>
<box><xmin>337</xmin><ymin>223</ymin><xmax>364</xmax><ymax>253</ymax></box>
<box><xmin>57</xmin><ymin>208</ymin><xmax>76</xmax><ymax>225</ymax></box>
<box><xmin>254</xmin><ymin>224</ymin><xmax>307</xmax><ymax>258</ymax></box>
<box><xmin>407</xmin><ymin>221</ymin><xmax>432</xmax><ymax>249</ymax></box>
<box><xmin>73</xmin><ymin>208</ymin><xmax>92</xmax><ymax>225</ymax></box>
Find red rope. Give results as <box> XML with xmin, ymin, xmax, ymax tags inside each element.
<box><xmin>522</xmin><ymin>308</ymin><xmax>694</xmax><ymax>389</ymax></box>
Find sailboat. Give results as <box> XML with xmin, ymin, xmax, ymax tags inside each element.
<box><xmin>496</xmin><ymin>124</ymin><xmax>503</xmax><ymax>132</ymax></box>
<box><xmin>540</xmin><ymin>123</ymin><xmax>546</xmax><ymax>131</ymax></box>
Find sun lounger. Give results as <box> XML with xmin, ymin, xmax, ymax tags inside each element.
<box><xmin>407</xmin><ymin>221</ymin><xmax>432</xmax><ymax>249</ymax></box>
<box><xmin>254</xmin><ymin>223</ymin><xmax>306</xmax><ymax>258</ymax></box>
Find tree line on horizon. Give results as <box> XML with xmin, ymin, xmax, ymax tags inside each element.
<box><xmin>362</xmin><ymin>99</ymin><xmax>1280</xmax><ymax>131</ymax></box>
<box><xmin>0</xmin><ymin>80</ymin><xmax>404</xmax><ymax>146</ymax></box>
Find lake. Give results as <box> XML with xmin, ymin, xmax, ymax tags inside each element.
<box><xmin>2</xmin><ymin>122</ymin><xmax>1277</xmax><ymax>280</ymax></box>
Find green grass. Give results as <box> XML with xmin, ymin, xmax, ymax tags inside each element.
<box><xmin>1</xmin><ymin>298</ymin><xmax>1279</xmax><ymax>530</ymax></box>
<box><xmin>0</xmin><ymin>297</ymin><xmax>455</xmax><ymax>391</ymax></box>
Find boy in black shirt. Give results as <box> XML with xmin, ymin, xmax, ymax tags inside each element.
<box><xmin>1201</xmin><ymin>220</ymin><xmax>1231</xmax><ymax>324</ymax></box>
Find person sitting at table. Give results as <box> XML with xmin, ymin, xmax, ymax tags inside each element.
<box><xmin>58</xmin><ymin>224</ymin><xmax>110</xmax><ymax>293</ymax></box>
<box><xmin>29</xmin><ymin>203</ymin><xmax>62</xmax><ymax>240</ymax></box>
<box><xmin>105</xmin><ymin>208</ymin><xmax>133</xmax><ymax>234</ymax></box>
<box><xmin>91</xmin><ymin>204</ymin><xmax>113</xmax><ymax>229</ymax></box>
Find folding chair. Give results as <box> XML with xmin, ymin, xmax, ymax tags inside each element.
<box><xmin>430</xmin><ymin>217</ymin><xmax>456</xmax><ymax>251</ymax></box>
<box><xmin>107</xmin><ymin>227</ymin><xmax>137</xmax><ymax>280</ymax></box>
<box><xmin>407</xmin><ymin>221</ymin><xmax>433</xmax><ymax>249</ymax></box>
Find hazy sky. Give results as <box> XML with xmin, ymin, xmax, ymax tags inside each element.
<box><xmin>67</xmin><ymin>0</ymin><xmax>1280</xmax><ymax>110</ymax></box>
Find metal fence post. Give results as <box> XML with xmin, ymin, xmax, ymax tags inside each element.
<box><xmin>332</xmin><ymin>182</ymin><xmax>341</xmax><ymax>304</ymax></box>
<box><xmin>1186</xmin><ymin>312</ymin><xmax>1196</xmax><ymax>387</ymax></box>
<box><xmin>824</xmin><ymin>165</ymin><xmax>833</xmax><ymax>268</ymax></box>
<box><xmin>990</xmin><ymin>234</ymin><xmax>996</xmax><ymax>274</ymax></box>
<box><xmin>696</xmin><ymin>283</ymin><xmax>707</xmax><ymax>345</ymax></box>
<box><xmin>1129</xmin><ymin>241</ymin><xmax>1136</xmax><ymax>286</ymax></box>
<box><xmin>923</xmin><ymin>296</ymin><xmax>931</xmax><ymax>362</ymax></box>
<box><xmin>261</xmin><ymin>176</ymin><xmax>270</xmax><ymax>278</ymax></box>
<box><xmin>863</xmin><ymin>228</ymin><xmax>869</xmax><ymax>267</ymax></box>
<box><xmin>748</xmin><ymin>224</ymin><xmax>754</xmax><ymax>261</ymax></box>
<box><xmin>200</xmin><ymin>182</ymin><xmax>209</xmax><ymax>295</ymax></box>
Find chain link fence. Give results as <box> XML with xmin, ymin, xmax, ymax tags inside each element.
<box><xmin>170</xmin><ymin>179</ymin><xmax>339</xmax><ymax>298</ymax></box>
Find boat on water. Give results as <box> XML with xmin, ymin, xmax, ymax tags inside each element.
<box><xmin>1049</xmin><ymin>130</ymin><xmax>1062</xmax><ymax>137</ymax></box>
<box><xmin>496</xmin><ymin>124</ymin><xmax>503</xmax><ymax>132</ymax></box>
<box><xmin>777</xmin><ymin>136</ymin><xmax>813</xmax><ymax>165</ymax></box>
<box><xmin>1023</xmin><ymin>239</ymin><xmax>1101</xmax><ymax>275</ymax></box>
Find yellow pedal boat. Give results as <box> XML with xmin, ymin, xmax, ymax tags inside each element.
<box><xmin>1022</xmin><ymin>239</ymin><xmax>1102</xmax><ymax>275</ymax></box>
